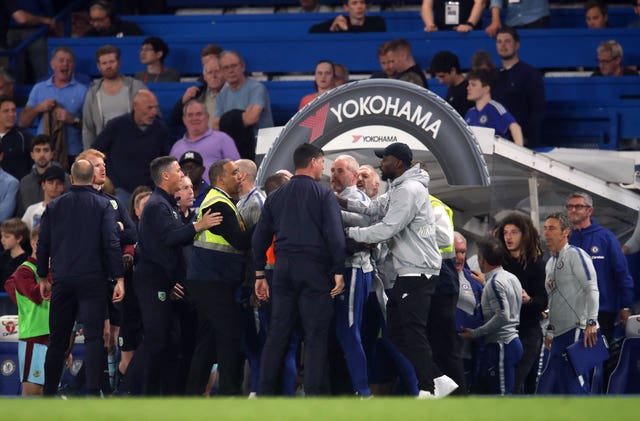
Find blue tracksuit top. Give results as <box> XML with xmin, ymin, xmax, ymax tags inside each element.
<box><xmin>252</xmin><ymin>174</ymin><xmax>345</xmax><ymax>276</ymax></box>
<box><xmin>569</xmin><ymin>220</ymin><xmax>634</xmax><ymax>313</ymax></box>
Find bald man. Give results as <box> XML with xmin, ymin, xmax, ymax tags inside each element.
<box><xmin>93</xmin><ymin>89</ymin><xmax>169</xmax><ymax>205</ymax></box>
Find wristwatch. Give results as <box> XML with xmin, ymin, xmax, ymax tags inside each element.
<box><xmin>587</xmin><ymin>319</ymin><xmax>597</xmax><ymax>327</ymax></box>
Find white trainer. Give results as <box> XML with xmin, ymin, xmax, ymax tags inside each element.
<box><xmin>434</xmin><ymin>375</ymin><xmax>458</xmax><ymax>398</ymax></box>
<box><xmin>417</xmin><ymin>390</ymin><xmax>436</xmax><ymax>399</ymax></box>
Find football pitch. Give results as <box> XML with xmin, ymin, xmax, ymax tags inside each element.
<box><xmin>1</xmin><ymin>397</ymin><xmax>638</xmax><ymax>420</ymax></box>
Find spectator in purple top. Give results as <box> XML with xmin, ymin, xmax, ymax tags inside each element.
<box><xmin>170</xmin><ymin>100</ymin><xmax>240</xmax><ymax>184</ymax></box>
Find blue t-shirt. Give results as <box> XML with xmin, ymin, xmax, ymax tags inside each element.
<box><xmin>465</xmin><ymin>100</ymin><xmax>516</xmax><ymax>140</ymax></box>
<box><xmin>214</xmin><ymin>78</ymin><xmax>274</xmax><ymax>132</ymax></box>
<box><xmin>26</xmin><ymin>76</ymin><xmax>88</xmax><ymax>156</ymax></box>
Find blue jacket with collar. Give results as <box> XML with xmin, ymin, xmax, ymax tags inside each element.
<box><xmin>569</xmin><ymin>220</ymin><xmax>634</xmax><ymax>313</ymax></box>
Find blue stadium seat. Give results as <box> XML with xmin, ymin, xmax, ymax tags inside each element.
<box><xmin>607</xmin><ymin>337</ymin><xmax>640</xmax><ymax>394</ymax></box>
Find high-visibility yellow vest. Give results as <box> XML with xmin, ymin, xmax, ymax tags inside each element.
<box><xmin>15</xmin><ymin>261</ymin><xmax>50</xmax><ymax>339</ymax></box>
<box><xmin>430</xmin><ymin>195</ymin><xmax>454</xmax><ymax>256</ymax></box>
<box><xmin>193</xmin><ymin>188</ymin><xmax>245</xmax><ymax>255</ymax></box>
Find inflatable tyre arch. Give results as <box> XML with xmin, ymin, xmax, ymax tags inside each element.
<box><xmin>256</xmin><ymin>79</ymin><xmax>490</xmax><ymax>187</ymax></box>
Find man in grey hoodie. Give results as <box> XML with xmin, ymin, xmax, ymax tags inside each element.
<box><xmin>343</xmin><ymin>142</ymin><xmax>442</xmax><ymax>399</ymax></box>
<box><xmin>82</xmin><ymin>44</ymin><xmax>146</xmax><ymax>149</ymax></box>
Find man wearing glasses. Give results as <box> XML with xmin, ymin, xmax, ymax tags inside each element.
<box><xmin>84</xmin><ymin>0</ymin><xmax>143</xmax><ymax>38</ymax></box>
<box><xmin>591</xmin><ymin>40</ymin><xmax>639</xmax><ymax>77</ymax></box>
<box><xmin>566</xmin><ymin>191</ymin><xmax>634</xmax><ymax>343</ymax></box>
<box><xmin>212</xmin><ymin>51</ymin><xmax>273</xmax><ymax>161</ymax></box>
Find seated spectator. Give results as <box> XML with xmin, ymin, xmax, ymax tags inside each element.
<box><xmin>134</xmin><ymin>37</ymin><xmax>180</xmax><ymax>84</ymax></box>
<box><xmin>83</xmin><ymin>45</ymin><xmax>147</xmax><ymax>149</ymax></box>
<box><xmin>471</xmin><ymin>50</ymin><xmax>496</xmax><ymax>72</ymax></box>
<box><xmin>83</xmin><ymin>0</ymin><xmax>144</xmax><ymax>37</ymax></box>
<box><xmin>585</xmin><ymin>0</ymin><xmax>609</xmax><ymax>29</ymax></box>
<box><xmin>387</xmin><ymin>38</ymin><xmax>428</xmax><ymax>88</ymax></box>
<box><xmin>371</xmin><ymin>41</ymin><xmax>396</xmax><ymax>79</ymax></box>
<box><xmin>170</xmin><ymin>100</ymin><xmax>239</xmax><ymax>184</ymax></box>
<box><xmin>485</xmin><ymin>0</ymin><xmax>549</xmax><ymax>37</ymax></box>
<box><xmin>16</xmin><ymin>135</ymin><xmax>70</xmax><ymax>217</ymax></box>
<box><xmin>0</xmin><ymin>144</ymin><xmax>19</xmax><ymax>222</ymax></box>
<box><xmin>214</xmin><ymin>51</ymin><xmax>273</xmax><ymax>160</ymax></box>
<box><xmin>0</xmin><ymin>218</ymin><xmax>29</xmax><ymax>284</ymax></box>
<box><xmin>299</xmin><ymin>60</ymin><xmax>336</xmax><ymax>110</ymax></box>
<box><xmin>309</xmin><ymin>0</ymin><xmax>385</xmax><ymax>33</ymax></box>
<box><xmin>421</xmin><ymin>0</ymin><xmax>484</xmax><ymax>33</ymax></box>
<box><xmin>21</xmin><ymin>165</ymin><xmax>65</xmax><ymax>229</ymax></box>
<box><xmin>334</xmin><ymin>63</ymin><xmax>350</xmax><ymax>86</ymax></box>
<box><xmin>279</xmin><ymin>0</ymin><xmax>333</xmax><ymax>13</ymax></box>
<box><xmin>171</xmin><ymin>53</ymin><xmax>224</xmax><ymax>135</ymax></box>
<box><xmin>0</xmin><ymin>67</ymin><xmax>27</xmax><ymax>107</ymax></box>
<box><xmin>430</xmin><ymin>51</ymin><xmax>474</xmax><ymax>117</ymax></box>
<box><xmin>0</xmin><ymin>96</ymin><xmax>32</xmax><ymax>180</ymax></box>
<box><xmin>19</xmin><ymin>46</ymin><xmax>87</xmax><ymax>167</ymax></box>
<box><xmin>630</xmin><ymin>0</ymin><xmax>640</xmax><ymax>28</ymax></box>
<box><xmin>592</xmin><ymin>40</ymin><xmax>639</xmax><ymax>76</ymax></box>
<box><xmin>465</xmin><ymin>69</ymin><xmax>524</xmax><ymax>146</ymax></box>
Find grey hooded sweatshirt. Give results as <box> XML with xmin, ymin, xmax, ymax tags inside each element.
<box><xmin>346</xmin><ymin>164</ymin><xmax>441</xmax><ymax>277</ymax></box>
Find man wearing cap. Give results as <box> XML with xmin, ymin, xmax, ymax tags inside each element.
<box><xmin>178</xmin><ymin>151</ymin><xmax>210</xmax><ymax>210</ymax></box>
<box><xmin>341</xmin><ymin>142</ymin><xmax>442</xmax><ymax>399</ymax></box>
<box><xmin>21</xmin><ymin>165</ymin><xmax>65</xmax><ymax>229</ymax></box>
<box><xmin>170</xmin><ymin>100</ymin><xmax>240</xmax><ymax>184</ymax></box>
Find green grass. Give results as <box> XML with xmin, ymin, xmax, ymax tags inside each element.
<box><xmin>1</xmin><ymin>397</ymin><xmax>639</xmax><ymax>420</ymax></box>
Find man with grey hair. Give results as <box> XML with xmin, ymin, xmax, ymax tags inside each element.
<box><xmin>537</xmin><ymin>212</ymin><xmax>599</xmax><ymax>394</ymax></box>
<box><xmin>566</xmin><ymin>191</ymin><xmax>634</xmax><ymax>343</ymax></box>
<box><xmin>592</xmin><ymin>40</ymin><xmax>639</xmax><ymax>76</ymax></box>
<box><xmin>37</xmin><ymin>159</ymin><xmax>125</xmax><ymax>396</ymax></box>
<box><xmin>236</xmin><ymin>159</ymin><xmax>265</xmax><ymax>229</ymax></box>
<box><xmin>213</xmin><ymin>51</ymin><xmax>273</xmax><ymax>138</ymax></box>
<box><xmin>330</xmin><ymin>154</ymin><xmax>372</xmax><ymax>397</ymax></box>
<box><xmin>356</xmin><ymin>164</ymin><xmax>380</xmax><ymax>198</ymax></box>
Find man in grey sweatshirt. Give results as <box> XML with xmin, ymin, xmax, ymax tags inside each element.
<box><xmin>344</xmin><ymin>142</ymin><xmax>441</xmax><ymax>399</ymax></box>
<box><xmin>460</xmin><ymin>236</ymin><xmax>522</xmax><ymax>395</ymax></box>
<box><xmin>537</xmin><ymin>212</ymin><xmax>599</xmax><ymax>395</ymax></box>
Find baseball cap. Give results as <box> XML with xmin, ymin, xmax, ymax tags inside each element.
<box><xmin>179</xmin><ymin>151</ymin><xmax>204</xmax><ymax>167</ymax></box>
<box><xmin>374</xmin><ymin>142</ymin><xmax>413</xmax><ymax>166</ymax></box>
<box><xmin>41</xmin><ymin>165</ymin><xmax>66</xmax><ymax>183</ymax></box>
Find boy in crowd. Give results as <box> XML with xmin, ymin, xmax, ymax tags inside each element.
<box><xmin>465</xmin><ymin>69</ymin><xmax>523</xmax><ymax>146</ymax></box>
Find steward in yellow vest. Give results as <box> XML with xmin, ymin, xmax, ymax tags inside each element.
<box><xmin>184</xmin><ymin>159</ymin><xmax>254</xmax><ymax>395</ymax></box>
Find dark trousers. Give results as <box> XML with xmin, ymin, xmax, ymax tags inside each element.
<box><xmin>44</xmin><ymin>277</ymin><xmax>108</xmax><ymax>395</ymax></box>
<box><xmin>428</xmin><ymin>292</ymin><xmax>466</xmax><ymax>394</ymax></box>
<box><xmin>117</xmin><ymin>268</ymin><xmax>143</xmax><ymax>352</ymax></box>
<box><xmin>514</xmin><ymin>324</ymin><xmax>543</xmax><ymax>394</ymax></box>
<box><xmin>259</xmin><ymin>256</ymin><xmax>334</xmax><ymax>396</ymax></box>
<box><xmin>185</xmin><ymin>281</ymin><xmax>243</xmax><ymax>396</ymax></box>
<box><xmin>125</xmin><ymin>269</ymin><xmax>179</xmax><ymax>395</ymax></box>
<box><xmin>387</xmin><ymin>275</ymin><xmax>438</xmax><ymax>393</ymax></box>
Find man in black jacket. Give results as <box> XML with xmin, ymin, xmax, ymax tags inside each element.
<box><xmin>37</xmin><ymin>159</ymin><xmax>124</xmax><ymax>396</ymax></box>
<box><xmin>309</xmin><ymin>0</ymin><xmax>386</xmax><ymax>33</ymax></box>
<box><xmin>125</xmin><ymin>156</ymin><xmax>219</xmax><ymax>395</ymax></box>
